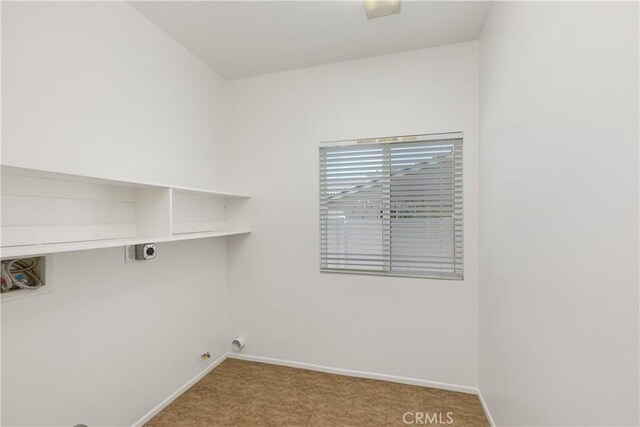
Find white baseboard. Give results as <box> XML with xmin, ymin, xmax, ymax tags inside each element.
<box><xmin>227</xmin><ymin>353</ymin><xmax>477</xmax><ymax>395</ymax></box>
<box><xmin>131</xmin><ymin>352</ymin><xmax>228</xmax><ymax>427</ymax></box>
<box><xmin>477</xmin><ymin>388</ymin><xmax>496</xmax><ymax>427</ymax></box>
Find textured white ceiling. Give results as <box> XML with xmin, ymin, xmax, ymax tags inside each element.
<box><xmin>131</xmin><ymin>1</ymin><xmax>492</xmax><ymax>79</ymax></box>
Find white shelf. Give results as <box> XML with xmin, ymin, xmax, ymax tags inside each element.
<box><xmin>168</xmin><ymin>229</ymin><xmax>252</xmax><ymax>242</ymax></box>
<box><xmin>1</xmin><ymin>164</ymin><xmax>252</xmax><ymax>258</ymax></box>
<box><xmin>0</xmin><ymin>230</ymin><xmax>252</xmax><ymax>258</ymax></box>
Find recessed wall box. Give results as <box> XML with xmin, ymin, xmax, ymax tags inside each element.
<box><xmin>0</xmin><ymin>256</ymin><xmax>52</xmax><ymax>302</ymax></box>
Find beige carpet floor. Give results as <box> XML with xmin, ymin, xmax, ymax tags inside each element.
<box><xmin>146</xmin><ymin>359</ymin><xmax>489</xmax><ymax>426</ymax></box>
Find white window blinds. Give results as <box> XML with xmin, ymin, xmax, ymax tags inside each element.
<box><xmin>319</xmin><ymin>133</ymin><xmax>463</xmax><ymax>280</ymax></box>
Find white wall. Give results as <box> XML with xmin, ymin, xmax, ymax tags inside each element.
<box><xmin>1</xmin><ymin>1</ymin><xmax>226</xmax><ymax>188</ymax></box>
<box><xmin>478</xmin><ymin>2</ymin><xmax>639</xmax><ymax>426</ymax></box>
<box><xmin>225</xmin><ymin>42</ymin><xmax>479</xmax><ymax>388</ymax></box>
<box><xmin>1</xmin><ymin>3</ymin><xmax>230</xmax><ymax>426</ymax></box>
<box><xmin>1</xmin><ymin>241</ymin><xmax>228</xmax><ymax>427</ymax></box>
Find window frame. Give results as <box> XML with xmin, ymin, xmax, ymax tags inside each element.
<box><xmin>318</xmin><ymin>132</ymin><xmax>464</xmax><ymax>281</ymax></box>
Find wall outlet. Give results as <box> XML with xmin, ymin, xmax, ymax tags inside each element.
<box><xmin>124</xmin><ymin>245</ymin><xmax>136</xmax><ymax>263</ymax></box>
<box><xmin>135</xmin><ymin>243</ymin><xmax>157</xmax><ymax>260</ymax></box>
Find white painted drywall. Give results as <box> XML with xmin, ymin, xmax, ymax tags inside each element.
<box><xmin>224</xmin><ymin>42</ymin><xmax>479</xmax><ymax>388</ymax></box>
<box><xmin>1</xmin><ymin>3</ymin><xmax>229</xmax><ymax>426</ymax></box>
<box><xmin>1</xmin><ymin>1</ymin><xmax>226</xmax><ymax>188</ymax></box>
<box><xmin>478</xmin><ymin>2</ymin><xmax>639</xmax><ymax>426</ymax></box>
<box><xmin>130</xmin><ymin>1</ymin><xmax>491</xmax><ymax>79</ymax></box>
<box><xmin>1</xmin><ymin>241</ymin><xmax>228</xmax><ymax>427</ymax></box>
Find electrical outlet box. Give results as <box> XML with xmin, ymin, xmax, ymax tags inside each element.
<box><xmin>124</xmin><ymin>243</ymin><xmax>157</xmax><ymax>262</ymax></box>
<box><xmin>135</xmin><ymin>243</ymin><xmax>157</xmax><ymax>260</ymax></box>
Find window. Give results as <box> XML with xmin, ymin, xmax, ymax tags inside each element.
<box><xmin>319</xmin><ymin>133</ymin><xmax>463</xmax><ymax>280</ymax></box>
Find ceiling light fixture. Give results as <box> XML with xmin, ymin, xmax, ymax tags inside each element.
<box><xmin>364</xmin><ymin>0</ymin><xmax>401</xmax><ymax>19</ymax></box>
